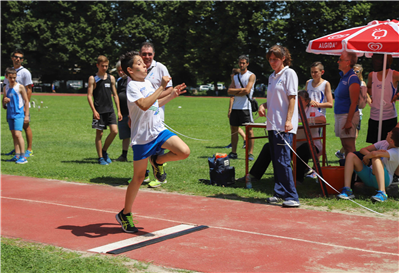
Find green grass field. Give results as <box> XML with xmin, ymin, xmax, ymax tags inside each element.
<box><xmin>1</xmin><ymin>237</ymin><xmax>190</xmax><ymax>273</ymax></box>
<box><xmin>1</xmin><ymin>94</ymin><xmax>398</xmax><ymax>215</ymax></box>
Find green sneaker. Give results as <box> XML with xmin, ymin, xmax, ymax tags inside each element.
<box><xmin>148</xmin><ymin>180</ymin><xmax>167</xmax><ymax>188</ymax></box>
<box><xmin>149</xmin><ymin>155</ymin><xmax>167</xmax><ymax>182</ymax></box>
<box><xmin>115</xmin><ymin>209</ymin><xmax>138</xmax><ymax>233</ymax></box>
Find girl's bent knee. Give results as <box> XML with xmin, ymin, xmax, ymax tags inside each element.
<box><xmin>182</xmin><ymin>147</ymin><xmax>190</xmax><ymax>159</ymax></box>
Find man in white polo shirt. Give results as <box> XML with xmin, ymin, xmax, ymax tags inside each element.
<box><xmin>4</xmin><ymin>49</ymin><xmax>33</xmax><ymax>158</ymax></box>
<box><xmin>139</xmin><ymin>42</ymin><xmax>173</xmax><ymax>122</ymax></box>
<box><xmin>139</xmin><ymin>42</ymin><xmax>173</xmax><ymax>188</ymax></box>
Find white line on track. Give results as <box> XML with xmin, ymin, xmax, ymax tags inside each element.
<box><xmin>3</xmin><ymin>196</ymin><xmax>398</xmax><ymax>257</ymax></box>
<box><xmin>89</xmin><ymin>224</ymin><xmax>197</xmax><ymax>253</ymax></box>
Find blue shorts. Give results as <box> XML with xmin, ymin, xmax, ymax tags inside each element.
<box><xmin>132</xmin><ymin>130</ymin><xmax>176</xmax><ymax>161</ymax></box>
<box><xmin>8</xmin><ymin>118</ymin><xmax>24</xmax><ymax>131</ymax></box>
<box><xmin>118</xmin><ymin>115</ymin><xmax>131</xmax><ymax>140</ymax></box>
<box><xmin>355</xmin><ymin>163</ymin><xmax>390</xmax><ymax>189</ymax></box>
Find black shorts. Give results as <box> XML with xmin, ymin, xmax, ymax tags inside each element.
<box><xmin>92</xmin><ymin>112</ymin><xmax>117</xmax><ymax>130</ymax></box>
<box><xmin>229</xmin><ymin>109</ymin><xmax>252</xmax><ymax>126</ymax></box>
<box><xmin>366</xmin><ymin>117</ymin><xmax>397</xmax><ymax>143</ymax></box>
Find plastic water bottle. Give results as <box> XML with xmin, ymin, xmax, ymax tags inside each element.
<box><xmin>309</xmin><ymin>106</ymin><xmax>316</xmax><ymax>125</ymax></box>
<box><xmin>245</xmin><ymin>174</ymin><xmax>252</xmax><ymax>189</ymax></box>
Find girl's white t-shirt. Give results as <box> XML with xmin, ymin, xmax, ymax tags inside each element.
<box><xmin>127</xmin><ymin>79</ymin><xmax>165</xmax><ymax>146</ymax></box>
<box><xmin>266</xmin><ymin>66</ymin><xmax>299</xmax><ymax>134</ymax></box>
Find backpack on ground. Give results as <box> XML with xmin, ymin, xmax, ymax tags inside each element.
<box><xmin>208</xmin><ymin>154</ymin><xmax>235</xmax><ymax>186</ymax></box>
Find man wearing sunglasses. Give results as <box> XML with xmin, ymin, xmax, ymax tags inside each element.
<box><xmin>135</xmin><ymin>42</ymin><xmax>173</xmax><ymax>188</ymax></box>
<box><xmin>4</xmin><ymin>49</ymin><xmax>33</xmax><ymax>158</ymax></box>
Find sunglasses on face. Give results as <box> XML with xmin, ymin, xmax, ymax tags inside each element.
<box><xmin>13</xmin><ymin>55</ymin><xmax>24</xmax><ymax>60</ymax></box>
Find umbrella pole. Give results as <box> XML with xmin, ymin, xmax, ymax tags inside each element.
<box><xmin>377</xmin><ymin>54</ymin><xmax>387</xmax><ymax>142</ymax></box>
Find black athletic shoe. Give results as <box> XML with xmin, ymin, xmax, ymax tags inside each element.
<box><xmin>386</xmin><ymin>182</ymin><xmax>399</xmax><ymax>198</ymax></box>
<box><xmin>116</xmin><ymin>210</ymin><xmax>138</xmax><ymax>233</ymax></box>
<box><xmin>114</xmin><ymin>155</ymin><xmax>127</xmax><ymax>162</ymax></box>
<box><xmin>149</xmin><ymin>155</ymin><xmax>167</xmax><ymax>182</ymax></box>
<box><xmin>228</xmin><ymin>152</ymin><xmax>238</xmax><ymax>159</ymax></box>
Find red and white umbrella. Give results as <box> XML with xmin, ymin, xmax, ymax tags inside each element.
<box><xmin>306</xmin><ymin>19</ymin><xmax>399</xmax><ymax>57</ymax></box>
<box><xmin>306</xmin><ymin>19</ymin><xmax>399</xmax><ymax>141</ymax></box>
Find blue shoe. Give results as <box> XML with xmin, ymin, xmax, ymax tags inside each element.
<box><xmin>6</xmin><ymin>155</ymin><xmax>19</xmax><ymax>162</ymax></box>
<box><xmin>335</xmin><ymin>150</ymin><xmax>345</xmax><ymax>160</ymax></box>
<box><xmin>98</xmin><ymin>157</ymin><xmax>109</xmax><ymax>165</ymax></box>
<box><xmin>248</xmin><ymin>154</ymin><xmax>254</xmax><ymax>161</ymax></box>
<box><xmin>370</xmin><ymin>190</ymin><xmax>388</xmax><ymax>203</ymax></box>
<box><xmin>103</xmin><ymin>151</ymin><xmax>112</xmax><ymax>164</ymax></box>
<box><xmin>224</xmin><ymin>143</ymin><xmax>232</xmax><ymax>149</ymax></box>
<box><xmin>337</xmin><ymin>187</ymin><xmax>354</xmax><ymax>200</ymax></box>
<box><xmin>24</xmin><ymin>150</ymin><xmax>33</xmax><ymax>158</ymax></box>
<box><xmin>16</xmin><ymin>157</ymin><xmax>28</xmax><ymax>164</ymax></box>
<box><xmin>6</xmin><ymin>149</ymin><xmax>15</xmax><ymax>156</ymax></box>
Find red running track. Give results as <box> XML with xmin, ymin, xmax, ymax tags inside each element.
<box><xmin>2</xmin><ymin>175</ymin><xmax>398</xmax><ymax>272</ymax></box>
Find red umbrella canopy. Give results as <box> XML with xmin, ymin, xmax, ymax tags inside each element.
<box><xmin>306</xmin><ymin>19</ymin><xmax>399</xmax><ymax>58</ymax></box>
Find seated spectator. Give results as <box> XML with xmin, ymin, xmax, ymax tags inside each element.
<box><xmin>337</xmin><ymin>127</ymin><xmax>399</xmax><ymax>203</ymax></box>
<box><xmin>238</xmin><ymin>90</ymin><xmax>326</xmax><ymax>184</ymax></box>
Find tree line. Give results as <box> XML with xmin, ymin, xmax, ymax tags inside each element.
<box><xmin>1</xmin><ymin>1</ymin><xmax>398</xmax><ymax>92</ymax></box>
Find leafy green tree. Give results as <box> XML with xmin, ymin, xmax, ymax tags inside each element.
<box><xmin>181</xmin><ymin>1</ymin><xmax>281</xmax><ymax>91</ymax></box>
<box><xmin>2</xmin><ymin>1</ymin><xmax>397</xmax><ymax>93</ymax></box>
<box><xmin>27</xmin><ymin>1</ymin><xmax>119</xmax><ymax>83</ymax></box>
<box><xmin>1</xmin><ymin>1</ymin><xmax>34</xmax><ymax>71</ymax></box>
<box><xmin>281</xmin><ymin>1</ymin><xmax>372</xmax><ymax>88</ymax></box>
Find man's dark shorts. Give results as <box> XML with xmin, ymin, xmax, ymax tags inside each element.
<box><xmin>230</xmin><ymin>109</ymin><xmax>252</xmax><ymax>126</ymax></box>
<box><xmin>92</xmin><ymin>112</ymin><xmax>117</xmax><ymax>130</ymax></box>
<box><xmin>366</xmin><ymin>117</ymin><xmax>397</xmax><ymax>143</ymax></box>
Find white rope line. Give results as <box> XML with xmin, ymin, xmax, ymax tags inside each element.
<box><xmin>163</xmin><ymin>122</ymin><xmax>211</xmax><ymax>141</ymax></box>
<box><xmin>163</xmin><ymin>113</ymin><xmax>263</xmax><ymax>142</ymax></box>
<box><xmin>272</xmin><ymin>126</ymin><xmax>386</xmax><ymax>216</ymax></box>
<box><xmin>163</xmin><ymin>122</ymin><xmax>250</xmax><ymax>142</ymax></box>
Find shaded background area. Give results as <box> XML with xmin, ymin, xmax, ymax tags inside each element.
<box><xmin>1</xmin><ymin>1</ymin><xmax>398</xmax><ymax>93</ymax></box>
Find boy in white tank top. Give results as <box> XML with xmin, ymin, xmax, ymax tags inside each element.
<box><xmin>305</xmin><ymin>62</ymin><xmax>333</xmax><ymax>117</ymax></box>
<box><xmin>305</xmin><ymin>62</ymin><xmax>334</xmax><ymax>167</ymax></box>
